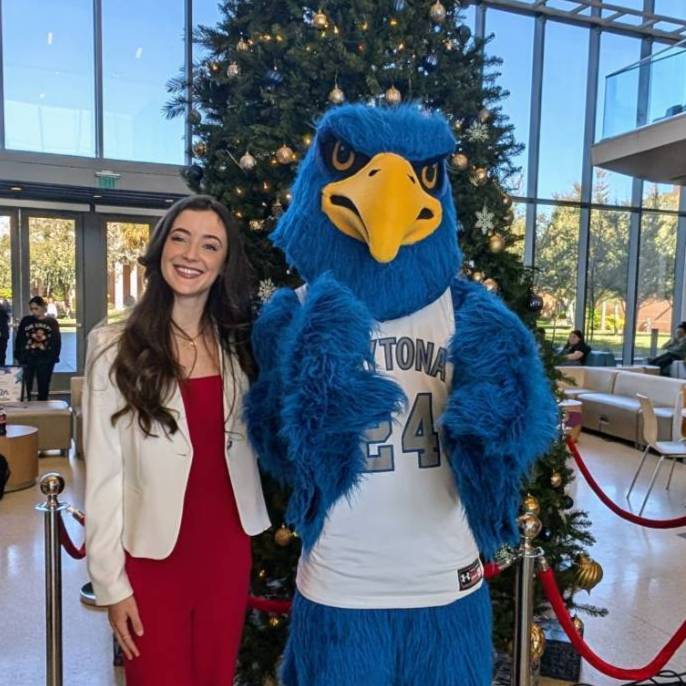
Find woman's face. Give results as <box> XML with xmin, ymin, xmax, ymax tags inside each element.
<box><xmin>29</xmin><ymin>302</ymin><xmax>46</xmax><ymax>318</ymax></box>
<box><xmin>161</xmin><ymin>209</ymin><xmax>228</xmax><ymax>299</ymax></box>
<box><xmin>569</xmin><ymin>333</ymin><xmax>580</xmax><ymax>346</ymax></box>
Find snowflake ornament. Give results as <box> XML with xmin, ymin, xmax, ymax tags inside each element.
<box><xmin>474</xmin><ymin>204</ymin><xmax>495</xmax><ymax>235</ymax></box>
<box><xmin>258</xmin><ymin>278</ymin><xmax>276</xmax><ymax>304</ymax></box>
<box><xmin>465</xmin><ymin>120</ymin><xmax>489</xmax><ymax>143</ymax></box>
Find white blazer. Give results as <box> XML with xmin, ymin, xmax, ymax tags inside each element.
<box><xmin>83</xmin><ymin>326</ymin><xmax>270</xmax><ymax>606</ymax></box>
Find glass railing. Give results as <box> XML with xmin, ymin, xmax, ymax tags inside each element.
<box><xmin>602</xmin><ymin>40</ymin><xmax>686</xmax><ymax>139</ymax></box>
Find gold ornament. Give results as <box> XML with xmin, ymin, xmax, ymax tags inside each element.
<box><xmin>519</xmin><ymin>511</ymin><xmax>542</xmax><ymax>541</ymax></box>
<box><xmin>551</xmin><ymin>471</ymin><xmax>563</xmax><ymax>488</ymax></box>
<box><xmin>572</xmin><ymin>615</ymin><xmax>585</xmax><ymax>634</ymax></box>
<box><xmin>258</xmin><ymin>568</ymin><xmax>267</xmax><ymax>579</ymax></box>
<box><xmin>530</xmin><ymin>623</ymin><xmax>546</xmax><ymax>662</ymax></box>
<box><xmin>329</xmin><ymin>85</ymin><xmax>345</xmax><ymax>105</ymax></box>
<box><xmin>249</xmin><ymin>219</ymin><xmax>265</xmax><ymax>232</ymax></box>
<box><xmin>239</xmin><ymin>151</ymin><xmax>257</xmax><ymax>171</ymax></box>
<box><xmin>489</xmin><ymin>233</ymin><xmax>505</xmax><ymax>253</ymax></box>
<box><xmin>470</xmin><ymin>167</ymin><xmax>489</xmax><ymax>186</ymax></box>
<box><xmin>268</xmin><ymin>616</ymin><xmax>281</xmax><ymax>628</ymax></box>
<box><xmin>237</xmin><ymin>38</ymin><xmax>250</xmax><ymax>52</ymax></box>
<box><xmin>575</xmin><ymin>554</ymin><xmax>604</xmax><ymax>593</ymax></box>
<box><xmin>472</xmin><ymin>271</ymin><xmax>484</xmax><ymax>282</ymax></box>
<box><xmin>192</xmin><ymin>141</ymin><xmax>206</xmax><ymax>157</ymax></box>
<box><xmin>274</xmin><ymin>525</ymin><xmax>294</xmax><ymax>546</ymax></box>
<box><xmin>429</xmin><ymin>1</ymin><xmax>447</xmax><ymax>24</ymax></box>
<box><xmin>227</xmin><ymin>62</ymin><xmax>240</xmax><ymax>78</ymax></box>
<box><xmin>451</xmin><ymin>153</ymin><xmax>469</xmax><ymax>171</ymax></box>
<box><xmin>276</xmin><ymin>144</ymin><xmax>295</xmax><ymax>164</ymax></box>
<box><xmin>454</xmin><ymin>118</ymin><xmax>464</xmax><ymax>133</ymax></box>
<box><xmin>522</xmin><ymin>494</ymin><xmax>540</xmax><ymax>516</ymax></box>
<box><xmin>385</xmin><ymin>85</ymin><xmax>402</xmax><ymax>105</ymax></box>
<box><xmin>312</xmin><ymin>10</ymin><xmax>328</xmax><ymax>29</ymax></box>
<box><xmin>484</xmin><ymin>278</ymin><xmax>498</xmax><ymax>292</ymax></box>
<box><xmin>478</xmin><ymin>107</ymin><xmax>492</xmax><ymax>123</ymax></box>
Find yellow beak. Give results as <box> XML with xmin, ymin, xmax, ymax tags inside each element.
<box><xmin>321</xmin><ymin>152</ymin><xmax>443</xmax><ymax>263</ymax></box>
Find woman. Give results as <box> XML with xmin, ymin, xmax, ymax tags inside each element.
<box><xmin>561</xmin><ymin>329</ymin><xmax>591</xmax><ymax>366</ymax></box>
<box><xmin>14</xmin><ymin>295</ymin><xmax>61</xmax><ymax>400</ymax></box>
<box><xmin>84</xmin><ymin>195</ymin><xmax>270</xmax><ymax>686</ymax></box>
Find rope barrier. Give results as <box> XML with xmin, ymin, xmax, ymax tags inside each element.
<box><xmin>538</xmin><ymin>563</ymin><xmax>686</xmax><ymax>681</ymax></box>
<box><xmin>57</xmin><ymin>513</ymin><xmax>86</xmax><ymax>560</ymax></box>
<box><xmin>566</xmin><ymin>436</ymin><xmax>686</xmax><ymax>529</ymax></box>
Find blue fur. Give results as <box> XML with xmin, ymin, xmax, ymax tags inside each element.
<box><xmin>277</xmin><ymin>273</ymin><xmax>406</xmax><ymax>550</ymax></box>
<box><xmin>442</xmin><ymin>279</ymin><xmax>560</xmax><ymax>559</ymax></box>
<box><xmin>271</xmin><ymin>104</ymin><xmax>461</xmax><ymax>322</ymax></box>
<box><xmin>244</xmin><ymin>287</ymin><xmax>300</xmax><ymax>483</ymax></box>
<box><xmin>280</xmin><ymin>585</ymin><xmax>493</xmax><ymax>686</ymax></box>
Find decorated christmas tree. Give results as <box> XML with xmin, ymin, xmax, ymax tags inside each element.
<box><xmin>168</xmin><ymin>0</ymin><xmax>604</xmax><ymax>681</ymax></box>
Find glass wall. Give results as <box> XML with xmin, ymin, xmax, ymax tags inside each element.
<box><xmin>0</xmin><ymin>216</ymin><xmax>12</xmax><ymax>365</ymax></box>
<box><xmin>535</xmin><ymin>205</ymin><xmax>580</xmax><ymax>348</ymax></box>
<box><xmin>102</xmin><ymin>0</ymin><xmax>186</xmax><ymax>164</ymax></box>
<box><xmin>634</xmin><ymin>212</ymin><xmax>677</xmax><ymax>360</ymax></box>
<box><xmin>2</xmin><ymin>0</ymin><xmax>95</xmax><ymax>156</ymax></box>
<box><xmin>28</xmin><ymin>217</ymin><xmax>77</xmax><ymax>373</ymax></box>
<box><xmin>106</xmin><ymin>221</ymin><xmax>151</xmax><ymax>322</ymax></box>
<box><xmin>584</xmin><ymin>210</ymin><xmax>631</xmax><ymax>361</ymax></box>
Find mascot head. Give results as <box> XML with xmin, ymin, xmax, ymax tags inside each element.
<box><xmin>271</xmin><ymin>104</ymin><xmax>461</xmax><ymax>321</ymax></box>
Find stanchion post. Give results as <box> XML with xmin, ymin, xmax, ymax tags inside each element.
<box><xmin>35</xmin><ymin>473</ymin><xmax>68</xmax><ymax>686</ymax></box>
<box><xmin>511</xmin><ymin>499</ymin><xmax>543</xmax><ymax>686</ymax></box>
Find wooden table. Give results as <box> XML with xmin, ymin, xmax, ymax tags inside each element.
<box><xmin>0</xmin><ymin>425</ymin><xmax>39</xmax><ymax>492</ymax></box>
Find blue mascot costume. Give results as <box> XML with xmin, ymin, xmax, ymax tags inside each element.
<box><xmin>246</xmin><ymin>104</ymin><xmax>558</xmax><ymax>686</ymax></box>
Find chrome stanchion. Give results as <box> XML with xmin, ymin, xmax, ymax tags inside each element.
<box><xmin>511</xmin><ymin>498</ymin><xmax>543</xmax><ymax>686</ymax></box>
<box><xmin>35</xmin><ymin>472</ymin><xmax>68</xmax><ymax>686</ymax></box>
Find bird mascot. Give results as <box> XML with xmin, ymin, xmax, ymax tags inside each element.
<box><xmin>245</xmin><ymin>104</ymin><xmax>558</xmax><ymax>686</ymax></box>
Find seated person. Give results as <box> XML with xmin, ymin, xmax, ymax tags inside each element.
<box><xmin>648</xmin><ymin>322</ymin><xmax>686</xmax><ymax>376</ymax></box>
<box><xmin>561</xmin><ymin>329</ymin><xmax>591</xmax><ymax>366</ymax></box>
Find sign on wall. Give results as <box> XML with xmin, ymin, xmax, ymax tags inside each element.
<box><xmin>0</xmin><ymin>366</ymin><xmax>23</xmax><ymax>402</ymax></box>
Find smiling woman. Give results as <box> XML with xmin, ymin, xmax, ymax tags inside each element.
<box><xmin>84</xmin><ymin>194</ymin><xmax>269</xmax><ymax>686</ymax></box>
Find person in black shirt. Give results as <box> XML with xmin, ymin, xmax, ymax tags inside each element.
<box><xmin>14</xmin><ymin>296</ymin><xmax>61</xmax><ymax>400</ymax></box>
<box><xmin>561</xmin><ymin>329</ymin><xmax>591</xmax><ymax>366</ymax></box>
<box><xmin>0</xmin><ymin>299</ymin><xmax>10</xmax><ymax>367</ymax></box>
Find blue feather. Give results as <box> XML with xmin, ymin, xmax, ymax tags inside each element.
<box><xmin>271</xmin><ymin>104</ymin><xmax>461</xmax><ymax>321</ymax></box>
<box><xmin>441</xmin><ymin>279</ymin><xmax>560</xmax><ymax>558</ymax></box>
<box><xmin>277</xmin><ymin>273</ymin><xmax>406</xmax><ymax>550</ymax></box>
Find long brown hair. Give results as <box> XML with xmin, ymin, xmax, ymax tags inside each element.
<box><xmin>109</xmin><ymin>195</ymin><xmax>255</xmax><ymax>436</ymax></box>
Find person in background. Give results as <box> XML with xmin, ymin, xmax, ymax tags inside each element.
<box><xmin>648</xmin><ymin>322</ymin><xmax>686</xmax><ymax>376</ymax></box>
<box><xmin>46</xmin><ymin>297</ymin><xmax>58</xmax><ymax>318</ymax></box>
<box><xmin>14</xmin><ymin>296</ymin><xmax>61</xmax><ymax>400</ymax></box>
<box><xmin>0</xmin><ymin>299</ymin><xmax>10</xmax><ymax>367</ymax></box>
<box><xmin>561</xmin><ymin>329</ymin><xmax>591</xmax><ymax>366</ymax></box>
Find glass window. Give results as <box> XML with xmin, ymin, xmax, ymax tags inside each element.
<box><xmin>102</xmin><ymin>0</ymin><xmax>185</xmax><ymax>164</ymax></box>
<box><xmin>643</xmin><ymin>182</ymin><xmax>681</xmax><ymax>212</ymax></box>
<box><xmin>506</xmin><ymin>202</ymin><xmax>527</xmax><ymax>260</ymax></box>
<box><xmin>2</xmin><ymin>0</ymin><xmax>95</xmax><ymax>156</ymax></box>
<box><xmin>28</xmin><ymin>217</ymin><xmax>77</xmax><ymax>373</ymax></box>
<box><xmin>460</xmin><ymin>4</ymin><xmax>476</xmax><ymax>34</ymax></box>
<box><xmin>106</xmin><ymin>221</ymin><xmax>151</xmax><ymax>322</ymax></box>
<box><xmin>0</xmin><ymin>217</ymin><xmax>13</xmax><ymax>365</ymax></box>
<box><xmin>594</xmin><ymin>32</ymin><xmax>641</xmax><ymax>205</ymax></box>
<box><xmin>655</xmin><ymin>0</ymin><xmax>686</xmax><ymax>21</ymax></box>
<box><xmin>193</xmin><ymin>0</ymin><xmax>223</xmax><ymax>62</ymax></box>
<box><xmin>485</xmin><ymin>10</ymin><xmax>534</xmax><ymax>195</ymax></box>
<box><xmin>585</xmin><ymin>209</ymin><xmax>632</xmax><ymax>363</ymax></box>
<box><xmin>538</xmin><ymin>22</ymin><xmax>589</xmax><ymax>200</ymax></box>
<box><xmin>634</xmin><ymin>212</ymin><xmax>677</xmax><ymax>362</ymax></box>
<box><xmin>534</xmin><ymin>204</ymin><xmax>580</xmax><ymax>348</ymax></box>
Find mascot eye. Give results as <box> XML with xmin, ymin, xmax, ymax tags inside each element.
<box><xmin>332</xmin><ymin>140</ymin><xmax>356</xmax><ymax>171</ymax></box>
<box><xmin>419</xmin><ymin>162</ymin><xmax>440</xmax><ymax>191</ymax></box>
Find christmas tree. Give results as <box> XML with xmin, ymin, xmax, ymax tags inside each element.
<box><xmin>168</xmin><ymin>1</ymin><xmax>603</xmax><ymax>681</ymax></box>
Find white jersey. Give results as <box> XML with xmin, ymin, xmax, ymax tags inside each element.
<box><xmin>296</xmin><ymin>287</ymin><xmax>482</xmax><ymax>609</ymax></box>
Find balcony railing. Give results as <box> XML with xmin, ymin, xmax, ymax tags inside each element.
<box><xmin>603</xmin><ymin>40</ymin><xmax>686</xmax><ymax>139</ymax></box>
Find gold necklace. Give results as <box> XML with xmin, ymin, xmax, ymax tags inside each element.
<box><xmin>172</xmin><ymin>322</ymin><xmax>204</xmax><ymax>349</ymax></box>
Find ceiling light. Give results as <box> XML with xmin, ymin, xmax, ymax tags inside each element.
<box><xmin>10</xmin><ymin>186</ymin><xmax>23</xmax><ymax>191</ymax></box>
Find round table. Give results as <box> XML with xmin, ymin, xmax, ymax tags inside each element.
<box><xmin>0</xmin><ymin>425</ymin><xmax>39</xmax><ymax>492</ymax></box>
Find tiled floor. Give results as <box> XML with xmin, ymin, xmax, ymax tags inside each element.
<box><xmin>1</xmin><ymin>432</ymin><xmax>685</xmax><ymax>685</ymax></box>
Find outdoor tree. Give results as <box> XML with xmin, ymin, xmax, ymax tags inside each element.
<box><xmin>171</xmin><ymin>0</ymin><xmax>603</xmax><ymax>681</ymax></box>
<box><xmin>0</xmin><ymin>219</ymin><xmax>11</xmax><ymax>300</ymax></box>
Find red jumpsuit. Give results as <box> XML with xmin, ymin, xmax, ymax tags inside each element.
<box><xmin>124</xmin><ymin>375</ymin><xmax>251</xmax><ymax>685</ymax></box>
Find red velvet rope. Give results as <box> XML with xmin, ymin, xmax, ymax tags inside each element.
<box><xmin>566</xmin><ymin>435</ymin><xmax>686</xmax><ymax>529</ymax></box>
<box><xmin>539</xmin><ymin>565</ymin><xmax>686</xmax><ymax>680</ymax></box>
<box><xmin>248</xmin><ymin>596</ymin><xmax>292</xmax><ymax>614</ymax></box>
<box><xmin>483</xmin><ymin>561</ymin><xmax>503</xmax><ymax>580</ymax></box>
<box><xmin>57</xmin><ymin>514</ymin><xmax>86</xmax><ymax>560</ymax></box>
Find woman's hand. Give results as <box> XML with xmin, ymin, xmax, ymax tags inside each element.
<box><xmin>107</xmin><ymin>594</ymin><xmax>144</xmax><ymax>660</ymax></box>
